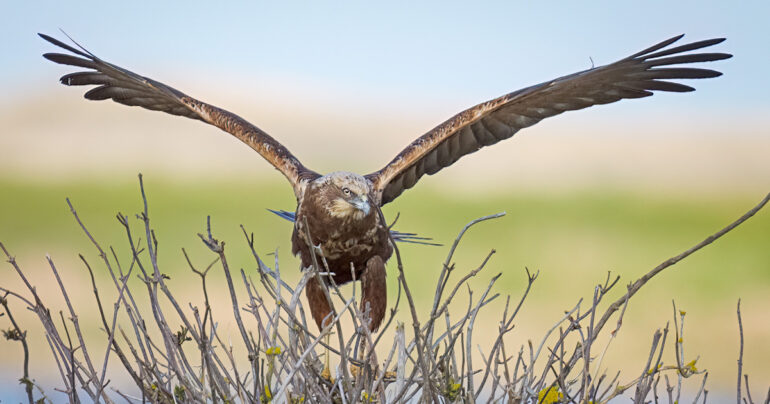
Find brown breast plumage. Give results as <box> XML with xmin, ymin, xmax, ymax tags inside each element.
<box><xmin>291</xmin><ymin>175</ymin><xmax>393</xmax><ymax>286</ymax></box>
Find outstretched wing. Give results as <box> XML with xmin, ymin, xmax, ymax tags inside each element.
<box><xmin>40</xmin><ymin>33</ymin><xmax>320</xmax><ymax>198</ymax></box>
<box><xmin>365</xmin><ymin>35</ymin><xmax>731</xmax><ymax>205</ymax></box>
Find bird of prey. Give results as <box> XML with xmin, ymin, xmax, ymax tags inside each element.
<box><xmin>40</xmin><ymin>33</ymin><xmax>730</xmax><ymax>336</ymax></box>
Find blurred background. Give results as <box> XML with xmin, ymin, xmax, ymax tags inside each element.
<box><xmin>1</xmin><ymin>1</ymin><xmax>768</xmax><ymax>401</ymax></box>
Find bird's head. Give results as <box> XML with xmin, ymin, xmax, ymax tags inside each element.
<box><xmin>318</xmin><ymin>172</ymin><xmax>374</xmax><ymax>221</ymax></box>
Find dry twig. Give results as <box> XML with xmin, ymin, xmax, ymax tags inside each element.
<box><xmin>0</xmin><ymin>180</ymin><xmax>767</xmax><ymax>403</ymax></box>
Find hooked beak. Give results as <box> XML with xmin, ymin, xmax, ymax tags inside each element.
<box><xmin>352</xmin><ymin>196</ymin><xmax>371</xmax><ymax>216</ymax></box>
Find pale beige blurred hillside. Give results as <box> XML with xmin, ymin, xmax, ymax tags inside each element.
<box><xmin>2</xmin><ymin>84</ymin><xmax>768</xmax><ymax>192</ymax></box>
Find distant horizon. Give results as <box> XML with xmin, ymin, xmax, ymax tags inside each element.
<box><xmin>3</xmin><ymin>88</ymin><xmax>768</xmax><ymax>195</ymax></box>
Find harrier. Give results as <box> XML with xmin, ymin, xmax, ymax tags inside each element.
<box><xmin>40</xmin><ymin>33</ymin><xmax>730</xmax><ymax>339</ymax></box>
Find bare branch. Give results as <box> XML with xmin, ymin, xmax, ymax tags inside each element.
<box><xmin>1</xmin><ymin>180</ymin><xmax>765</xmax><ymax>403</ymax></box>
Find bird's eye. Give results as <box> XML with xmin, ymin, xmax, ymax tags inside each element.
<box><xmin>342</xmin><ymin>187</ymin><xmax>351</xmax><ymax>196</ymax></box>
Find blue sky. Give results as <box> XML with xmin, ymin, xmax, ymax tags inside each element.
<box><xmin>3</xmin><ymin>1</ymin><xmax>769</xmax><ymax>118</ymax></box>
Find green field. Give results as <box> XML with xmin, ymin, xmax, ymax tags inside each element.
<box><xmin>1</xmin><ymin>177</ymin><xmax>767</xmax><ymax>296</ymax></box>
<box><xmin>0</xmin><ymin>177</ymin><xmax>768</xmax><ymax>389</ymax></box>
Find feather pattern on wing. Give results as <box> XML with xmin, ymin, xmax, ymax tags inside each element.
<box><xmin>39</xmin><ymin>33</ymin><xmax>319</xmax><ymax>198</ymax></box>
<box><xmin>365</xmin><ymin>35</ymin><xmax>731</xmax><ymax>205</ymax></box>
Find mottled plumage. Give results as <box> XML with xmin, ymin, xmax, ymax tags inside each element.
<box><xmin>40</xmin><ymin>33</ymin><xmax>731</xmax><ymax>333</ymax></box>
<box><xmin>292</xmin><ymin>173</ymin><xmax>392</xmax><ymax>330</ymax></box>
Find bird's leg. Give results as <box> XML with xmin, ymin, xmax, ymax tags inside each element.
<box><xmin>321</xmin><ymin>333</ymin><xmax>332</xmax><ymax>381</ymax></box>
<box><xmin>351</xmin><ymin>255</ymin><xmax>387</xmax><ymax>379</ymax></box>
<box><xmin>306</xmin><ymin>276</ymin><xmax>335</xmax><ymax>382</ymax></box>
<box><xmin>351</xmin><ymin>334</ymin><xmax>372</xmax><ymax>379</ymax></box>
<box><xmin>360</xmin><ymin>255</ymin><xmax>386</xmax><ymax>335</ymax></box>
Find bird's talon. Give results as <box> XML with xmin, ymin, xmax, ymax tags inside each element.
<box><xmin>321</xmin><ymin>366</ymin><xmax>334</xmax><ymax>383</ymax></box>
<box><xmin>349</xmin><ymin>362</ymin><xmax>362</xmax><ymax>378</ymax></box>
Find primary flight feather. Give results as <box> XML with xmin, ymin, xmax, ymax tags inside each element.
<box><xmin>40</xmin><ymin>32</ymin><xmax>731</xmax><ymax>333</ymax></box>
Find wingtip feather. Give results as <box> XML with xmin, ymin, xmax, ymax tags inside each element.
<box><xmin>627</xmin><ymin>34</ymin><xmax>686</xmax><ymax>59</ymax></box>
